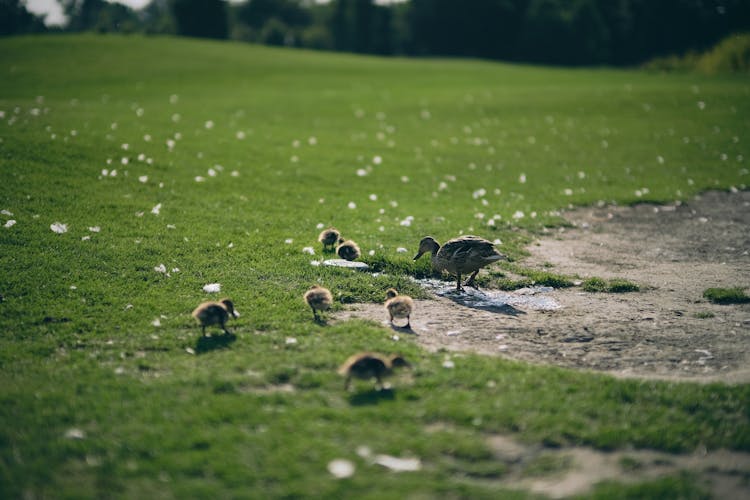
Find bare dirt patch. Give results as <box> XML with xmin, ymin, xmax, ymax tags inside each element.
<box><xmin>339</xmin><ymin>190</ymin><xmax>750</xmax><ymax>384</ymax></box>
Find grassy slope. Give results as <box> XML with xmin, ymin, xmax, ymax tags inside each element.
<box><xmin>0</xmin><ymin>34</ymin><xmax>748</xmax><ymax>498</ymax></box>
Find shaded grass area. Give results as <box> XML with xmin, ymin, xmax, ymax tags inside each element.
<box><xmin>0</xmin><ymin>35</ymin><xmax>749</xmax><ymax>497</ymax></box>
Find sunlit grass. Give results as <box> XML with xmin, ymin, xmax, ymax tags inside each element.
<box><xmin>0</xmin><ymin>34</ymin><xmax>748</xmax><ymax>498</ymax></box>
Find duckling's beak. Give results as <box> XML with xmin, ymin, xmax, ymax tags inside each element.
<box><xmin>413</xmin><ymin>251</ymin><xmax>424</xmax><ymax>261</ymax></box>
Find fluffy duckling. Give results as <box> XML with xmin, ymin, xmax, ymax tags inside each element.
<box><xmin>414</xmin><ymin>235</ymin><xmax>505</xmax><ymax>291</ymax></box>
<box><xmin>318</xmin><ymin>227</ymin><xmax>341</xmax><ymax>252</ymax></box>
<box><xmin>338</xmin><ymin>352</ymin><xmax>411</xmax><ymax>390</ymax></box>
<box><xmin>384</xmin><ymin>288</ymin><xmax>414</xmax><ymax>329</ymax></box>
<box><xmin>336</xmin><ymin>239</ymin><xmax>361</xmax><ymax>261</ymax></box>
<box><xmin>192</xmin><ymin>298</ymin><xmax>237</xmax><ymax>335</ymax></box>
<box><xmin>304</xmin><ymin>285</ymin><xmax>333</xmax><ymax>321</ymax></box>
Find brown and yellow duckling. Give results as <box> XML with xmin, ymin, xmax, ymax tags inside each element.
<box><xmin>304</xmin><ymin>285</ymin><xmax>333</xmax><ymax>321</ymax></box>
<box><xmin>192</xmin><ymin>298</ymin><xmax>237</xmax><ymax>335</ymax></box>
<box><xmin>338</xmin><ymin>352</ymin><xmax>411</xmax><ymax>390</ymax></box>
<box><xmin>414</xmin><ymin>235</ymin><xmax>505</xmax><ymax>291</ymax></box>
<box><xmin>318</xmin><ymin>227</ymin><xmax>341</xmax><ymax>252</ymax></box>
<box><xmin>336</xmin><ymin>238</ymin><xmax>361</xmax><ymax>261</ymax></box>
<box><xmin>384</xmin><ymin>288</ymin><xmax>414</xmax><ymax>329</ymax></box>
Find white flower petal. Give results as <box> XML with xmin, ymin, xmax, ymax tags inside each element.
<box><xmin>327</xmin><ymin>459</ymin><xmax>355</xmax><ymax>479</ymax></box>
<box><xmin>203</xmin><ymin>283</ymin><xmax>221</xmax><ymax>293</ymax></box>
<box><xmin>50</xmin><ymin>222</ymin><xmax>68</xmax><ymax>234</ymax></box>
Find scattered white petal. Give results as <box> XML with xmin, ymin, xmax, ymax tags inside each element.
<box><xmin>121</xmin><ymin>143</ymin><xmax>129</xmax><ymax>151</ymax></box>
<box><xmin>135</xmin><ymin>211</ymin><xmax>144</xmax><ymax>217</ymax></box>
<box><xmin>154</xmin><ymin>264</ymin><xmax>167</xmax><ymax>274</ymax></box>
<box><xmin>285</xmin><ymin>337</ymin><xmax>298</xmax><ymax>345</ymax></box>
<box><xmin>109</xmin><ymin>169</ymin><xmax>117</xmax><ymax>177</ymax></box>
<box><xmin>396</xmin><ymin>247</ymin><xmax>408</xmax><ymax>253</ymax></box>
<box><xmin>347</xmin><ymin>201</ymin><xmax>357</xmax><ymax>209</ymax></box>
<box><xmin>230</xmin><ymin>170</ymin><xmax>240</xmax><ymax>177</ymax></box>
<box><xmin>442</xmin><ymin>360</ymin><xmax>455</xmax><ymax>369</ymax></box>
<box><xmin>356</xmin><ymin>446</ymin><xmax>372</xmax><ymax>459</ymax></box>
<box><xmin>171</xmin><ymin>268</ymin><xmax>180</xmax><ymax>273</ymax></box>
<box><xmin>203</xmin><ymin>283</ymin><xmax>221</xmax><ymax>293</ymax></box>
<box><xmin>512</xmin><ymin>210</ymin><xmax>525</xmax><ymax>220</ymax></box>
<box><xmin>151</xmin><ymin>203</ymin><xmax>162</xmax><ymax>215</ymax></box>
<box><xmin>171</xmin><ymin>113</ymin><xmax>181</xmax><ymax>123</ymax></box>
<box><xmin>564</xmin><ymin>188</ymin><xmax>573</xmax><ymax>196</ymax></box>
<box><xmin>369</xmin><ymin>194</ymin><xmax>378</xmax><ymax>201</ymax></box>
<box><xmin>308</xmin><ymin>136</ymin><xmax>317</xmax><ymax>145</ymax></box>
<box><xmin>316</xmin><ymin>222</ymin><xmax>324</xmax><ymax>229</ymax></box>
<box><xmin>399</xmin><ymin>219</ymin><xmax>411</xmax><ymax>227</ymax></box>
<box><xmin>65</xmin><ymin>428</ymin><xmax>86</xmax><ymax>440</ymax></box>
<box><xmin>88</xmin><ymin>226</ymin><xmax>101</xmax><ymax>233</ymax></box>
<box><xmin>327</xmin><ymin>459</ymin><xmax>355</xmax><ymax>479</ymax></box>
<box><xmin>302</xmin><ymin>246</ymin><xmax>315</xmax><ymax>255</ymax></box>
<box><xmin>169</xmin><ymin>94</ymin><xmax>179</xmax><ymax>104</ymax></box>
<box><xmin>285</xmin><ymin>238</ymin><xmax>293</xmax><ymax>244</ymax></box>
<box><xmin>310</xmin><ymin>260</ymin><xmax>321</xmax><ymax>266</ymax></box>
<box><xmin>374</xmin><ymin>455</ymin><xmax>421</xmax><ymax>472</ymax></box>
<box><xmin>185</xmin><ymin>347</ymin><xmax>195</xmax><ymax>355</ymax></box>
<box><xmin>70</xmin><ymin>285</ymin><xmax>77</xmax><ymax>290</ymax></box>
<box><xmin>195</xmin><ymin>176</ymin><xmax>205</xmax><ymax>182</ymax></box>
<box><xmin>151</xmin><ymin>318</ymin><xmax>161</xmax><ymax>327</ymax></box>
<box><xmin>50</xmin><ymin>222</ymin><xmax>68</xmax><ymax>234</ymax></box>
<box><xmin>236</xmin><ymin>131</ymin><xmax>246</xmax><ymax>140</ymax></box>
<box><xmin>144</xmin><ymin>134</ymin><xmax>152</xmax><ymax>142</ymax></box>
<box><xmin>208</xmin><ymin>168</ymin><xmax>217</xmax><ymax>177</ymax></box>
<box><xmin>697</xmin><ymin>101</ymin><xmax>706</xmax><ymax>110</ymax></box>
<box><xmin>373</xmin><ymin>155</ymin><xmax>382</xmax><ymax>165</ymax></box>
<box><xmin>493</xmin><ymin>239</ymin><xmax>502</xmax><ymax>245</ymax></box>
<box><xmin>401</xmin><ymin>176</ymin><xmax>409</xmax><ymax>183</ymax></box>
<box><xmin>139</xmin><ymin>175</ymin><xmax>148</xmax><ymax>183</ymax></box>
<box><xmin>356</xmin><ymin>169</ymin><xmax>368</xmax><ymax>177</ymax></box>
<box><xmin>121</xmin><ymin>157</ymin><xmax>129</xmax><ymax>165</ymax></box>
<box><xmin>4</xmin><ymin>220</ymin><xmax>16</xmax><ymax>228</ymax></box>
<box><xmin>392</xmin><ymin>335</ymin><xmax>400</xmax><ymax>341</ymax></box>
<box><xmin>472</xmin><ymin>188</ymin><xmax>486</xmax><ymax>199</ymax></box>
<box><xmin>368</xmin><ymin>250</ymin><xmax>375</xmax><ymax>256</ymax></box>
<box><xmin>204</xmin><ymin>120</ymin><xmax>214</xmax><ymax>129</ymax></box>
<box><xmin>519</xmin><ymin>173</ymin><xmax>527</xmax><ymax>184</ymax></box>
<box><xmin>1</xmin><ymin>209</ymin><xmax>13</xmax><ymax>216</ymax></box>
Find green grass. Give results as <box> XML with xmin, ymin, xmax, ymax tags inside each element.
<box><xmin>582</xmin><ymin>277</ymin><xmax>640</xmax><ymax>293</ymax></box>
<box><xmin>1</xmin><ymin>34</ymin><xmax>749</xmax><ymax>498</ymax></box>
<box><xmin>702</xmin><ymin>287</ymin><xmax>750</xmax><ymax>304</ymax></box>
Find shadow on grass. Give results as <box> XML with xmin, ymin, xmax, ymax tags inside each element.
<box><xmin>195</xmin><ymin>332</ymin><xmax>237</xmax><ymax>354</ymax></box>
<box><xmin>348</xmin><ymin>388</ymin><xmax>396</xmax><ymax>406</ymax></box>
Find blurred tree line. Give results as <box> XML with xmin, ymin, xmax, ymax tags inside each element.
<box><xmin>3</xmin><ymin>0</ymin><xmax>750</xmax><ymax>66</ymax></box>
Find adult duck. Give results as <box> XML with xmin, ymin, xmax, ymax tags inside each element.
<box><xmin>414</xmin><ymin>235</ymin><xmax>504</xmax><ymax>291</ymax></box>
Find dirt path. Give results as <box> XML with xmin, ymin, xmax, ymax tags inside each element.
<box><xmin>339</xmin><ymin>190</ymin><xmax>750</xmax><ymax>384</ymax></box>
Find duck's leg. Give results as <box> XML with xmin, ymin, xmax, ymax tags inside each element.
<box><xmin>455</xmin><ymin>273</ymin><xmax>463</xmax><ymax>291</ymax></box>
<box><xmin>344</xmin><ymin>376</ymin><xmax>351</xmax><ymax>391</ymax></box>
<box><xmin>311</xmin><ymin>306</ymin><xmax>319</xmax><ymax>321</ymax></box>
<box><xmin>464</xmin><ymin>270</ymin><xmax>480</xmax><ymax>289</ymax></box>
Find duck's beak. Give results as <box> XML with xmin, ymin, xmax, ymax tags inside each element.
<box><xmin>413</xmin><ymin>251</ymin><xmax>424</xmax><ymax>261</ymax></box>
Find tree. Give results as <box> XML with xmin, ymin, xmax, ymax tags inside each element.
<box><xmin>0</xmin><ymin>0</ymin><xmax>47</xmax><ymax>35</ymax></box>
<box><xmin>170</xmin><ymin>0</ymin><xmax>228</xmax><ymax>39</ymax></box>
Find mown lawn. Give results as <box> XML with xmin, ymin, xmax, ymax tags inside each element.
<box><xmin>0</xmin><ymin>34</ymin><xmax>748</xmax><ymax>498</ymax></box>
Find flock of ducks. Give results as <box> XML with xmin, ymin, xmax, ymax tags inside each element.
<box><xmin>191</xmin><ymin>228</ymin><xmax>505</xmax><ymax>391</ymax></box>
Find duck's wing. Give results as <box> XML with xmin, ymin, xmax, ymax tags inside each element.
<box><xmin>439</xmin><ymin>236</ymin><xmax>504</xmax><ymax>271</ymax></box>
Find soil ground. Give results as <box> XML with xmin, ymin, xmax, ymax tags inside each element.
<box><xmin>340</xmin><ymin>190</ymin><xmax>750</xmax><ymax>384</ymax></box>
<box><xmin>336</xmin><ymin>190</ymin><xmax>750</xmax><ymax>497</ymax></box>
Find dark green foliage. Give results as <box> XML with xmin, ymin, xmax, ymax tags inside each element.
<box><xmin>702</xmin><ymin>287</ymin><xmax>750</xmax><ymax>304</ymax></box>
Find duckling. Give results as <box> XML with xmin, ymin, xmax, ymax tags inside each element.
<box><xmin>304</xmin><ymin>285</ymin><xmax>333</xmax><ymax>321</ymax></box>
<box><xmin>414</xmin><ymin>235</ymin><xmax>505</xmax><ymax>291</ymax></box>
<box><xmin>336</xmin><ymin>239</ymin><xmax>361</xmax><ymax>261</ymax></box>
<box><xmin>318</xmin><ymin>227</ymin><xmax>341</xmax><ymax>252</ymax></box>
<box><xmin>338</xmin><ymin>352</ymin><xmax>411</xmax><ymax>390</ymax></box>
<box><xmin>192</xmin><ymin>298</ymin><xmax>237</xmax><ymax>335</ymax></box>
<box><xmin>384</xmin><ymin>288</ymin><xmax>414</xmax><ymax>329</ymax></box>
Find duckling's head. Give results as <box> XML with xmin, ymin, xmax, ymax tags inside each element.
<box><xmin>414</xmin><ymin>236</ymin><xmax>439</xmax><ymax>260</ymax></box>
<box><xmin>385</xmin><ymin>288</ymin><xmax>399</xmax><ymax>300</ymax></box>
<box><xmin>220</xmin><ymin>298</ymin><xmax>238</xmax><ymax>318</ymax></box>
<box><xmin>388</xmin><ymin>354</ymin><xmax>411</xmax><ymax>369</ymax></box>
